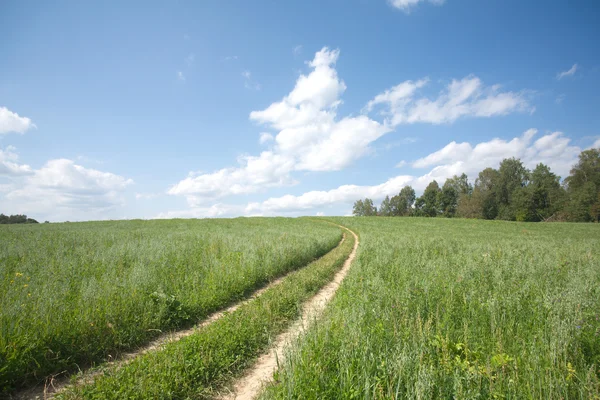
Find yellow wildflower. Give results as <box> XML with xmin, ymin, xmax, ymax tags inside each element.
<box><xmin>15</xmin><ymin>272</ymin><xmax>23</xmax><ymax>277</ymax></box>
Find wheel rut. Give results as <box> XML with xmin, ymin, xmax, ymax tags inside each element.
<box><xmin>218</xmin><ymin>224</ymin><xmax>359</xmax><ymax>400</ymax></box>
<box><xmin>16</xmin><ymin>232</ymin><xmax>347</xmax><ymax>400</ymax></box>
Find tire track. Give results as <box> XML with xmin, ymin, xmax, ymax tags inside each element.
<box><xmin>218</xmin><ymin>224</ymin><xmax>359</xmax><ymax>400</ymax></box>
<box><xmin>15</xmin><ymin>232</ymin><xmax>347</xmax><ymax>400</ymax></box>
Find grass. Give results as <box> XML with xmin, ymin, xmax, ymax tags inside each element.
<box><xmin>56</xmin><ymin>224</ymin><xmax>355</xmax><ymax>399</ymax></box>
<box><xmin>0</xmin><ymin>218</ymin><xmax>342</xmax><ymax>393</ymax></box>
<box><xmin>261</xmin><ymin>217</ymin><xmax>600</xmax><ymax>399</ymax></box>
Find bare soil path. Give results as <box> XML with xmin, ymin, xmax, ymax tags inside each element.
<box><xmin>16</xmin><ymin>232</ymin><xmax>347</xmax><ymax>400</ymax></box>
<box><xmin>218</xmin><ymin>224</ymin><xmax>359</xmax><ymax>400</ymax></box>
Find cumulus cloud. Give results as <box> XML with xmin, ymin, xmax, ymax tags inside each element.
<box><xmin>557</xmin><ymin>64</ymin><xmax>578</xmax><ymax>80</ymax></box>
<box><xmin>244</xmin><ymin>129</ymin><xmax>582</xmax><ymax>215</ymax></box>
<box><xmin>168</xmin><ymin>48</ymin><xmax>531</xmax><ymax>207</ymax></box>
<box><xmin>1</xmin><ymin>153</ymin><xmax>133</xmax><ymax>221</ymax></box>
<box><xmin>412</xmin><ymin>129</ymin><xmax>580</xmax><ymax>178</ymax></box>
<box><xmin>169</xmin><ymin>47</ymin><xmax>389</xmax><ymax>205</ymax></box>
<box><xmin>259</xmin><ymin>132</ymin><xmax>274</xmax><ymax>144</ymax></box>
<box><xmin>388</xmin><ymin>0</ymin><xmax>445</xmax><ymax>12</ymax></box>
<box><xmin>366</xmin><ymin>75</ymin><xmax>532</xmax><ymax>125</ymax></box>
<box><xmin>0</xmin><ymin>146</ymin><xmax>33</xmax><ymax>176</ymax></box>
<box><xmin>0</xmin><ymin>107</ymin><xmax>36</xmax><ymax>135</ymax></box>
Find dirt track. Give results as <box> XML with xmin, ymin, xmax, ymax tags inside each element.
<box><xmin>218</xmin><ymin>224</ymin><xmax>359</xmax><ymax>400</ymax></box>
<box><xmin>17</xmin><ymin>232</ymin><xmax>348</xmax><ymax>400</ymax></box>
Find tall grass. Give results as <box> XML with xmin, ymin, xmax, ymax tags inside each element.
<box><xmin>0</xmin><ymin>218</ymin><xmax>341</xmax><ymax>393</ymax></box>
<box><xmin>262</xmin><ymin>217</ymin><xmax>600</xmax><ymax>399</ymax></box>
<box><xmin>57</xmin><ymin>226</ymin><xmax>355</xmax><ymax>399</ymax></box>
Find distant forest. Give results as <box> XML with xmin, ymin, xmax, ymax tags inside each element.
<box><xmin>353</xmin><ymin>148</ymin><xmax>600</xmax><ymax>222</ymax></box>
<box><xmin>0</xmin><ymin>214</ymin><xmax>39</xmax><ymax>224</ymax></box>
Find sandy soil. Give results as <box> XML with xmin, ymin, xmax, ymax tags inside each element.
<box><xmin>218</xmin><ymin>224</ymin><xmax>359</xmax><ymax>400</ymax></box>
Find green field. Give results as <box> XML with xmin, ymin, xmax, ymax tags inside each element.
<box><xmin>262</xmin><ymin>218</ymin><xmax>600</xmax><ymax>399</ymax></box>
<box><xmin>2</xmin><ymin>217</ymin><xmax>600</xmax><ymax>399</ymax></box>
<box><xmin>0</xmin><ymin>218</ymin><xmax>342</xmax><ymax>393</ymax></box>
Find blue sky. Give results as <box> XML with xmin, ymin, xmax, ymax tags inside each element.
<box><xmin>1</xmin><ymin>0</ymin><xmax>599</xmax><ymax>221</ymax></box>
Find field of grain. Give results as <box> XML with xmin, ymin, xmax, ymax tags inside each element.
<box><xmin>262</xmin><ymin>217</ymin><xmax>600</xmax><ymax>399</ymax></box>
<box><xmin>0</xmin><ymin>218</ymin><xmax>342</xmax><ymax>393</ymax></box>
<box><xmin>3</xmin><ymin>217</ymin><xmax>600</xmax><ymax>399</ymax></box>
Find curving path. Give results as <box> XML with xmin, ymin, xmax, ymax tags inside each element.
<box><xmin>17</xmin><ymin>230</ymin><xmax>348</xmax><ymax>400</ymax></box>
<box><xmin>218</xmin><ymin>224</ymin><xmax>359</xmax><ymax>400</ymax></box>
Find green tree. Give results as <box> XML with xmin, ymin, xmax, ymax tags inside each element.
<box><xmin>515</xmin><ymin>163</ymin><xmax>565</xmax><ymax>221</ymax></box>
<box><xmin>353</xmin><ymin>198</ymin><xmax>377</xmax><ymax>216</ymax></box>
<box><xmin>378</xmin><ymin>196</ymin><xmax>393</xmax><ymax>216</ymax></box>
<box><xmin>390</xmin><ymin>186</ymin><xmax>416</xmax><ymax>216</ymax></box>
<box><xmin>438</xmin><ymin>174</ymin><xmax>471</xmax><ymax>218</ymax></box>
<box><xmin>420</xmin><ymin>180</ymin><xmax>441</xmax><ymax>217</ymax></box>
<box><xmin>496</xmin><ymin>158</ymin><xmax>530</xmax><ymax>220</ymax></box>
<box><xmin>474</xmin><ymin>167</ymin><xmax>501</xmax><ymax>219</ymax></box>
<box><xmin>564</xmin><ymin>148</ymin><xmax>600</xmax><ymax>221</ymax></box>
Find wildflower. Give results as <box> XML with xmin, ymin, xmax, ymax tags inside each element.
<box><xmin>90</xmin><ymin>322</ymin><xmax>94</xmax><ymax>327</ymax></box>
<box><xmin>15</xmin><ymin>272</ymin><xmax>23</xmax><ymax>277</ymax></box>
<box><xmin>28</xmin><ymin>293</ymin><xmax>31</xmax><ymax>297</ymax></box>
<box><xmin>23</xmin><ymin>284</ymin><xmax>28</xmax><ymax>288</ymax></box>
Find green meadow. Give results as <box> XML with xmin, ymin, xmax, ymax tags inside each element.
<box><xmin>262</xmin><ymin>217</ymin><xmax>600</xmax><ymax>399</ymax></box>
<box><xmin>2</xmin><ymin>217</ymin><xmax>599</xmax><ymax>399</ymax></box>
<box><xmin>0</xmin><ymin>218</ymin><xmax>341</xmax><ymax>393</ymax></box>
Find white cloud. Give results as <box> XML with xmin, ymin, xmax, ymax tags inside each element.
<box><xmin>589</xmin><ymin>138</ymin><xmax>600</xmax><ymax>149</ymax></box>
<box><xmin>177</xmin><ymin>71</ymin><xmax>185</xmax><ymax>81</ymax></box>
<box><xmin>223</xmin><ymin>55</ymin><xmax>239</xmax><ymax>61</ymax></box>
<box><xmin>366</xmin><ymin>75</ymin><xmax>532</xmax><ymax>125</ymax></box>
<box><xmin>246</xmin><ymin>175</ymin><xmax>413</xmax><ymax>214</ymax></box>
<box><xmin>244</xmin><ymin>129</ymin><xmax>582</xmax><ymax>215</ymax></box>
<box><xmin>395</xmin><ymin>160</ymin><xmax>407</xmax><ymax>168</ymax></box>
<box><xmin>0</xmin><ymin>107</ymin><xmax>36</xmax><ymax>135</ymax></box>
<box><xmin>135</xmin><ymin>192</ymin><xmax>159</xmax><ymax>200</ymax></box>
<box><xmin>293</xmin><ymin>45</ymin><xmax>303</xmax><ymax>56</ymax></box>
<box><xmin>557</xmin><ymin>64</ymin><xmax>578</xmax><ymax>80</ymax></box>
<box><xmin>0</xmin><ymin>146</ymin><xmax>33</xmax><ymax>176</ymax></box>
<box><xmin>156</xmin><ymin>203</ymin><xmax>244</xmax><ymax>219</ymax></box>
<box><xmin>168</xmin><ymin>48</ymin><xmax>531</xmax><ymax>207</ymax></box>
<box><xmin>259</xmin><ymin>132</ymin><xmax>274</xmax><ymax>144</ymax></box>
<box><xmin>169</xmin><ymin>47</ymin><xmax>389</xmax><ymax>205</ymax></box>
<box><xmin>388</xmin><ymin>0</ymin><xmax>445</xmax><ymax>13</ymax></box>
<box><xmin>168</xmin><ymin>151</ymin><xmax>297</xmax><ymax>205</ymax></box>
<box><xmin>1</xmin><ymin>155</ymin><xmax>133</xmax><ymax>221</ymax></box>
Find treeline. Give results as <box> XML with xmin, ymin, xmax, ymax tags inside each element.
<box><xmin>353</xmin><ymin>148</ymin><xmax>600</xmax><ymax>222</ymax></box>
<box><xmin>0</xmin><ymin>214</ymin><xmax>39</xmax><ymax>224</ymax></box>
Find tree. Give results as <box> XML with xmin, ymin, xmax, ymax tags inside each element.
<box><xmin>437</xmin><ymin>174</ymin><xmax>471</xmax><ymax>218</ymax></box>
<box><xmin>352</xmin><ymin>200</ymin><xmax>364</xmax><ymax>216</ymax></box>
<box><xmin>0</xmin><ymin>214</ymin><xmax>39</xmax><ymax>224</ymax></box>
<box><xmin>420</xmin><ymin>181</ymin><xmax>441</xmax><ymax>217</ymax></box>
<box><xmin>390</xmin><ymin>186</ymin><xmax>416</xmax><ymax>216</ymax></box>
<box><xmin>496</xmin><ymin>158</ymin><xmax>530</xmax><ymax>220</ymax></box>
<box><xmin>378</xmin><ymin>196</ymin><xmax>393</xmax><ymax>216</ymax></box>
<box><xmin>352</xmin><ymin>198</ymin><xmax>377</xmax><ymax>216</ymax></box>
<box><xmin>517</xmin><ymin>163</ymin><xmax>565</xmax><ymax>221</ymax></box>
<box><xmin>564</xmin><ymin>148</ymin><xmax>600</xmax><ymax>222</ymax></box>
<box><xmin>474</xmin><ymin>168</ymin><xmax>501</xmax><ymax>220</ymax></box>
<box><xmin>456</xmin><ymin>192</ymin><xmax>483</xmax><ymax>219</ymax></box>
